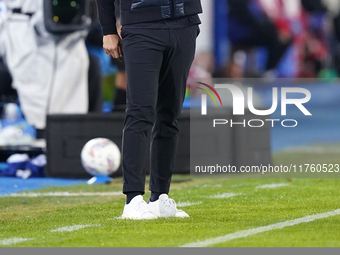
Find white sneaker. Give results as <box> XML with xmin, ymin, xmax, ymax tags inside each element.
<box><xmin>121</xmin><ymin>195</ymin><xmax>158</xmax><ymax>220</ymax></box>
<box><xmin>147</xmin><ymin>194</ymin><xmax>189</xmax><ymax>218</ymax></box>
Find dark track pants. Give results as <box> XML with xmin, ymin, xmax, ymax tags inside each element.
<box><xmin>121</xmin><ymin>25</ymin><xmax>199</xmax><ymax>194</ymax></box>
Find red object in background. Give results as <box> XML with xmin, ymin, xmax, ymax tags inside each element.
<box><xmin>258</xmin><ymin>0</ymin><xmax>330</xmax><ymax>78</ymax></box>
<box><xmin>257</xmin><ymin>0</ymin><xmax>293</xmax><ymax>39</ymax></box>
<box><xmin>297</xmin><ymin>10</ymin><xmax>330</xmax><ymax>78</ymax></box>
<box><xmin>273</xmin><ymin>0</ymin><xmax>292</xmax><ymax>39</ymax></box>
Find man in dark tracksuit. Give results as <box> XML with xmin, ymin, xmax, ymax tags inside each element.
<box><xmin>96</xmin><ymin>0</ymin><xmax>202</xmax><ymax>219</ymax></box>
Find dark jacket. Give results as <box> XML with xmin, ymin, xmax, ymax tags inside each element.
<box><xmin>96</xmin><ymin>0</ymin><xmax>202</xmax><ymax>35</ymax></box>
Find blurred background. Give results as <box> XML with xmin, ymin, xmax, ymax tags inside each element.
<box><xmin>0</xmin><ymin>0</ymin><xmax>340</xmax><ymax>179</ymax></box>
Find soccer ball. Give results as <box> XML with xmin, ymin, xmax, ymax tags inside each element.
<box><xmin>81</xmin><ymin>138</ymin><xmax>121</xmax><ymax>176</ymax></box>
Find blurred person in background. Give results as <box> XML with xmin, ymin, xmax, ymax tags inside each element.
<box><xmin>87</xmin><ymin>0</ymin><xmax>127</xmax><ymax>111</ymax></box>
<box><xmin>0</xmin><ymin>58</ymin><xmax>15</xmax><ymax>100</ymax></box>
<box><xmin>300</xmin><ymin>0</ymin><xmax>332</xmax><ymax>78</ymax></box>
<box><xmin>331</xmin><ymin>2</ymin><xmax>340</xmax><ymax>76</ymax></box>
<box><xmin>0</xmin><ymin>0</ymin><xmax>17</xmax><ymax>112</ymax></box>
<box><xmin>316</xmin><ymin>0</ymin><xmax>340</xmax><ymax>77</ymax></box>
<box><xmin>86</xmin><ymin>0</ymin><xmax>104</xmax><ymax>112</ymax></box>
<box><xmin>107</xmin><ymin>0</ymin><xmax>128</xmax><ymax>111</ymax></box>
<box><xmin>226</xmin><ymin>0</ymin><xmax>292</xmax><ymax>78</ymax></box>
<box><xmin>110</xmin><ymin>0</ymin><xmax>127</xmax><ymax>111</ymax></box>
<box><xmin>111</xmin><ymin>46</ymin><xmax>127</xmax><ymax>110</ymax></box>
<box><xmin>328</xmin><ymin>0</ymin><xmax>340</xmax><ymax>43</ymax></box>
<box><xmin>0</xmin><ymin>0</ymin><xmax>11</xmax><ymax>97</ymax></box>
<box><xmin>0</xmin><ymin>0</ymin><xmax>89</xmax><ymax>133</ymax></box>
<box><xmin>0</xmin><ymin>0</ymin><xmax>94</xmax><ymax>137</ymax></box>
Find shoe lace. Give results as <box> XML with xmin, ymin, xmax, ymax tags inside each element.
<box><xmin>163</xmin><ymin>198</ymin><xmax>177</xmax><ymax>209</ymax></box>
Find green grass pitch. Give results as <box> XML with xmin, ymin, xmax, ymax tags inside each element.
<box><xmin>1</xmin><ymin>144</ymin><xmax>340</xmax><ymax>247</ymax></box>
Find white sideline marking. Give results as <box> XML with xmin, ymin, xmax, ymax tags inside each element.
<box><xmin>3</xmin><ymin>192</ymin><xmax>123</xmax><ymax>197</ymax></box>
<box><xmin>51</xmin><ymin>224</ymin><xmax>100</xmax><ymax>233</ymax></box>
<box><xmin>209</xmin><ymin>193</ymin><xmax>241</xmax><ymax>199</ymax></box>
<box><xmin>193</xmin><ymin>184</ymin><xmax>222</xmax><ymax>189</ymax></box>
<box><xmin>0</xmin><ymin>238</ymin><xmax>34</xmax><ymax>246</ymax></box>
<box><xmin>181</xmin><ymin>209</ymin><xmax>340</xmax><ymax>247</ymax></box>
<box><xmin>256</xmin><ymin>183</ymin><xmax>290</xmax><ymax>189</ymax></box>
<box><xmin>177</xmin><ymin>201</ymin><xmax>202</xmax><ymax>207</ymax></box>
